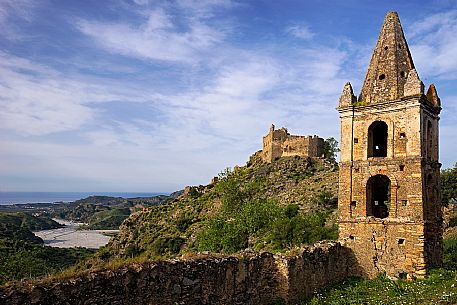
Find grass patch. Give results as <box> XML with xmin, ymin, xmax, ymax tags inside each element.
<box><xmin>304</xmin><ymin>269</ymin><xmax>457</xmax><ymax>305</ymax></box>
<box><xmin>304</xmin><ymin>235</ymin><xmax>457</xmax><ymax>304</ymax></box>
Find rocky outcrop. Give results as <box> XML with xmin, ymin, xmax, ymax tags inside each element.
<box><xmin>1</xmin><ymin>242</ymin><xmax>353</xmax><ymax>305</ymax></box>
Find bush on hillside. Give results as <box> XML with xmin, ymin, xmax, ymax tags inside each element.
<box><xmin>196</xmin><ymin>168</ymin><xmax>337</xmax><ymax>253</ymax></box>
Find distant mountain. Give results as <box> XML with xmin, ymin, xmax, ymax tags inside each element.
<box><xmin>53</xmin><ymin>193</ymin><xmax>180</xmax><ymax>229</ymax></box>
<box><xmin>0</xmin><ymin>212</ymin><xmax>62</xmax><ymax>244</ymax></box>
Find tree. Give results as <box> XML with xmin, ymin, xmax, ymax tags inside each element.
<box><xmin>441</xmin><ymin>163</ymin><xmax>457</xmax><ymax>206</ymax></box>
<box><xmin>323</xmin><ymin>137</ymin><xmax>340</xmax><ymax>162</ymax></box>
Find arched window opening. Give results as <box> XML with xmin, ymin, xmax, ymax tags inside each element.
<box><xmin>427</xmin><ymin>120</ymin><xmax>433</xmax><ymax>160</ymax></box>
<box><xmin>366</xmin><ymin>175</ymin><xmax>391</xmax><ymax>218</ymax></box>
<box><xmin>368</xmin><ymin>121</ymin><xmax>388</xmax><ymax>157</ymax></box>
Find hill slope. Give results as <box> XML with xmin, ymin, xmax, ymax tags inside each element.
<box><xmin>0</xmin><ymin>212</ymin><xmax>63</xmax><ymax>243</ymax></box>
<box><xmin>0</xmin><ymin>213</ymin><xmax>93</xmax><ymax>285</ymax></box>
<box><xmin>101</xmin><ymin>155</ymin><xmax>339</xmax><ymax>260</ymax></box>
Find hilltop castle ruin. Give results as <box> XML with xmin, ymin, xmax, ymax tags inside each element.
<box><xmin>337</xmin><ymin>11</ymin><xmax>442</xmax><ymax>278</ymax></box>
<box><xmin>261</xmin><ymin>124</ymin><xmax>324</xmax><ymax>162</ymax></box>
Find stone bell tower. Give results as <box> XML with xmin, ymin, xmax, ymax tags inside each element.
<box><xmin>337</xmin><ymin>11</ymin><xmax>442</xmax><ymax>278</ymax></box>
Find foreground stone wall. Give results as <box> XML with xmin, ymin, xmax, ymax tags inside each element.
<box><xmin>1</xmin><ymin>242</ymin><xmax>353</xmax><ymax>305</ymax></box>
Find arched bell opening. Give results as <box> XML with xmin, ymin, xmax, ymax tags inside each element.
<box><xmin>368</xmin><ymin>121</ymin><xmax>388</xmax><ymax>157</ymax></box>
<box><xmin>366</xmin><ymin>174</ymin><xmax>391</xmax><ymax>218</ymax></box>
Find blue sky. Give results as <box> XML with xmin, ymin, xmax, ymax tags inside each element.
<box><xmin>1</xmin><ymin>0</ymin><xmax>457</xmax><ymax>192</ymax></box>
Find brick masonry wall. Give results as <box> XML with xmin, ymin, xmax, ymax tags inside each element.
<box><xmin>1</xmin><ymin>242</ymin><xmax>353</xmax><ymax>305</ymax></box>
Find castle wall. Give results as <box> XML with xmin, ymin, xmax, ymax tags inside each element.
<box><xmin>1</xmin><ymin>242</ymin><xmax>353</xmax><ymax>305</ymax></box>
<box><xmin>261</xmin><ymin>126</ymin><xmax>324</xmax><ymax>162</ymax></box>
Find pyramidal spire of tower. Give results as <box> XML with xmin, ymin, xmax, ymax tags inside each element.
<box><xmin>358</xmin><ymin>11</ymin><xmax>416</xmax><ymax>104</ymax></box>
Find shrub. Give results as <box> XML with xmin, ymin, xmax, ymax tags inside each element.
<box><xmin>238</xmin><ymin>200</ymin><xmax>281</xmax><ymax>234</ymax></box>
<box><xmin>444</xmin><ymin>236</ymin><xmax>457</xmax><ymax>268</ymax></box>
<box><xmin>197</xmin><ymin>217</ymin><xmax>248</xmax><ymax>253</ymax></box>
<box><xmin>315</xmin><ymin>190</ymin><xmax>336</xmax><ymax>207</ymax></box>
<box><xmin>284</xmin><ymin>204</ymin><xmax>299</xmax><ymax>219</ymax></box>
<box><xmin>150</xmin><ymin>236</ymin><xmax>185</xmax><ymax>256</ymax></box>
<box><xmin>268</xmin><ymin>212</ymin><xmax>336</xmax><ymax>249</ymax></box>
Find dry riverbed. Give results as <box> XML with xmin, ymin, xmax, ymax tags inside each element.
<box><xmin>34</xmin><ymin>219</ymin><xmax>118</xmax><ymax>249</ymax></box>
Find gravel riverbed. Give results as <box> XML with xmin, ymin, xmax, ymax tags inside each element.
<box><xmin>34</xmin><ymin>219</ymin><xmax>118</xmax><ymax>249</ymax></box>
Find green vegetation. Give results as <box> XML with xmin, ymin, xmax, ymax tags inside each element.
<box><xmin>300</xmin><ymin>167</ymin><xmax>457</xmax><ymax>305</ymax></box>
<box><xmin>442</xmin><ymin>163</ymin><xmax>457</xmax><ymax>206</ymax></box>
<box><xmin>3</xmin><ymin>152</ymin><xmax>457</xmax><ymax>303</ymax></box>
<box><xmin>196</xmin><ymin>169</ymin><xmax>336</xmax><ymax>253</ymax></box>
<box><xmin>52</xmin><ymin>194</ymin><xmax>176</xmax><ymax>229</ymax></box>
<box><xmin>0</xmin><ymin>221</ymin><xmax>43</xmax><ymax>244</ymax></box>
<box><xmin>0</xmin><ymin>212</ymin><xmax>63</xmax><ymax>244</ymax></box>
<box><xmin>0</xmin><ymin>239</ymin><xmax>94</xmax><ymax>285</ymax></box>
<box><xmin>0</xmin><ymin>212</ymin><xmax>94</xmax><ymax>285</ymax></box>
<box><xmin>0</xmin><ymin>212</ymin><xmax>62</xmax><ymax>231</ymax></box>
<box><xmin>304</xmin><ymin>269</ymin><xmax>457</xmax><ymax>305</ymax></box>
<box><xmin>323</xmin><ymin>137</ymin><xmax>340</xmax><ymax>163</ymax></box>
<box><xmin>82</xmin><ymin>207</ymin><xmax>131</xmax><ymax>230</ymax></box>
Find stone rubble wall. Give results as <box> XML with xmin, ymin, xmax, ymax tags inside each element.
<box><xmin>262</xmin><ymin>126</ymin><xmax>324</xmax><ymax>163</ymax></box>
<box><xmin>1</xmin><ymin>242</ymin><xmax>353</xmax><ymax>305</ymax></box>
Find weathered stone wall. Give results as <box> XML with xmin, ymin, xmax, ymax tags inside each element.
<box><xmin>339</xmin><ymin>219</ymin><xmax>426</xmax><ymax>278</ymax></box>
<box><xmin>1</xmin><ymin>242</ymin><xmax>353</xmax><ymax>305</ymax></box>
<box><xmin>261</xmin><ymin>124</ymin><xmax>324</xmax><ymax>163</ymax></box>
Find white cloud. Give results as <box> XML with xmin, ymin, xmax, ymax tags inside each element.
<box><xmin>0</xmin><ymin>0</ymin><xmax>34</xmax><ymax>22</ymax></box>
<box><xmin>407</xmin><ymin>10</ymin><xmax>457</xmax><ymax>79</ymax></box>
<box><xmin>0</xmin><ymin>53</ymin><xmax>93</xmax><ymax>135</ymax></box>
<box><xmin>0</xmin><ymin>0</ymin><xmax>36</xmax><ymax>39</ymax></box>
<box><xmin>144</xmin><ymin>8</ymin><xmax>173</xmax><ymax>31</ymax></box>
<box><xmin>0</xmin><ymin>51</ymin><xmax>155</xmax><ymax>136</ymax></box>
<box><xmin>76</xmin><ymin>7</ymin><xmax>225</xmax><ymax>63</ymax></box>
<box><xmin>286</xmin><ymin>24</ymin><xmax>314</xmax><ymax>40</ymax></box>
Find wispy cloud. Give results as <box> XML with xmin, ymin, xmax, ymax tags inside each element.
<box><xmin>285</xmin><ymin>24</ymin><xmax>314</xmax><ymax>40</ymax></box>
<box><xmin>77</xmin><ymin>5</ymin><xmax>226</xmax><ymax>63</ymax></box>
<box><xmin>0</xmin><ymin>51</ymin><xmax>154</xmax><ymax>136</ymax></box>
<box><xmin>0</xmin><ymin>52</ymin><xmax>94</xmax><ymax>135</ymax></box>
<box><xmin>408</xmin><ymin>10</ymin><xmax>457</xmax><ymax>79</ymax></box>
<box><xmin>0</xmin><ymin>0</ymin><xmax>36</xmax><ymax>39</ymax></box>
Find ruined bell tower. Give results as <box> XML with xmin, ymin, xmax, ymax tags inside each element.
<box><xmin>337</xmin><ymin>11</ymin><xmax>442</xmax><ymax>278</ymax></box>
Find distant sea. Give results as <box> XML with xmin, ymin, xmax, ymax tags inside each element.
<box><xmin>0</xmin><ymin>192</ymin><xmax>167</xmax><ymax>205</ymax></box>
